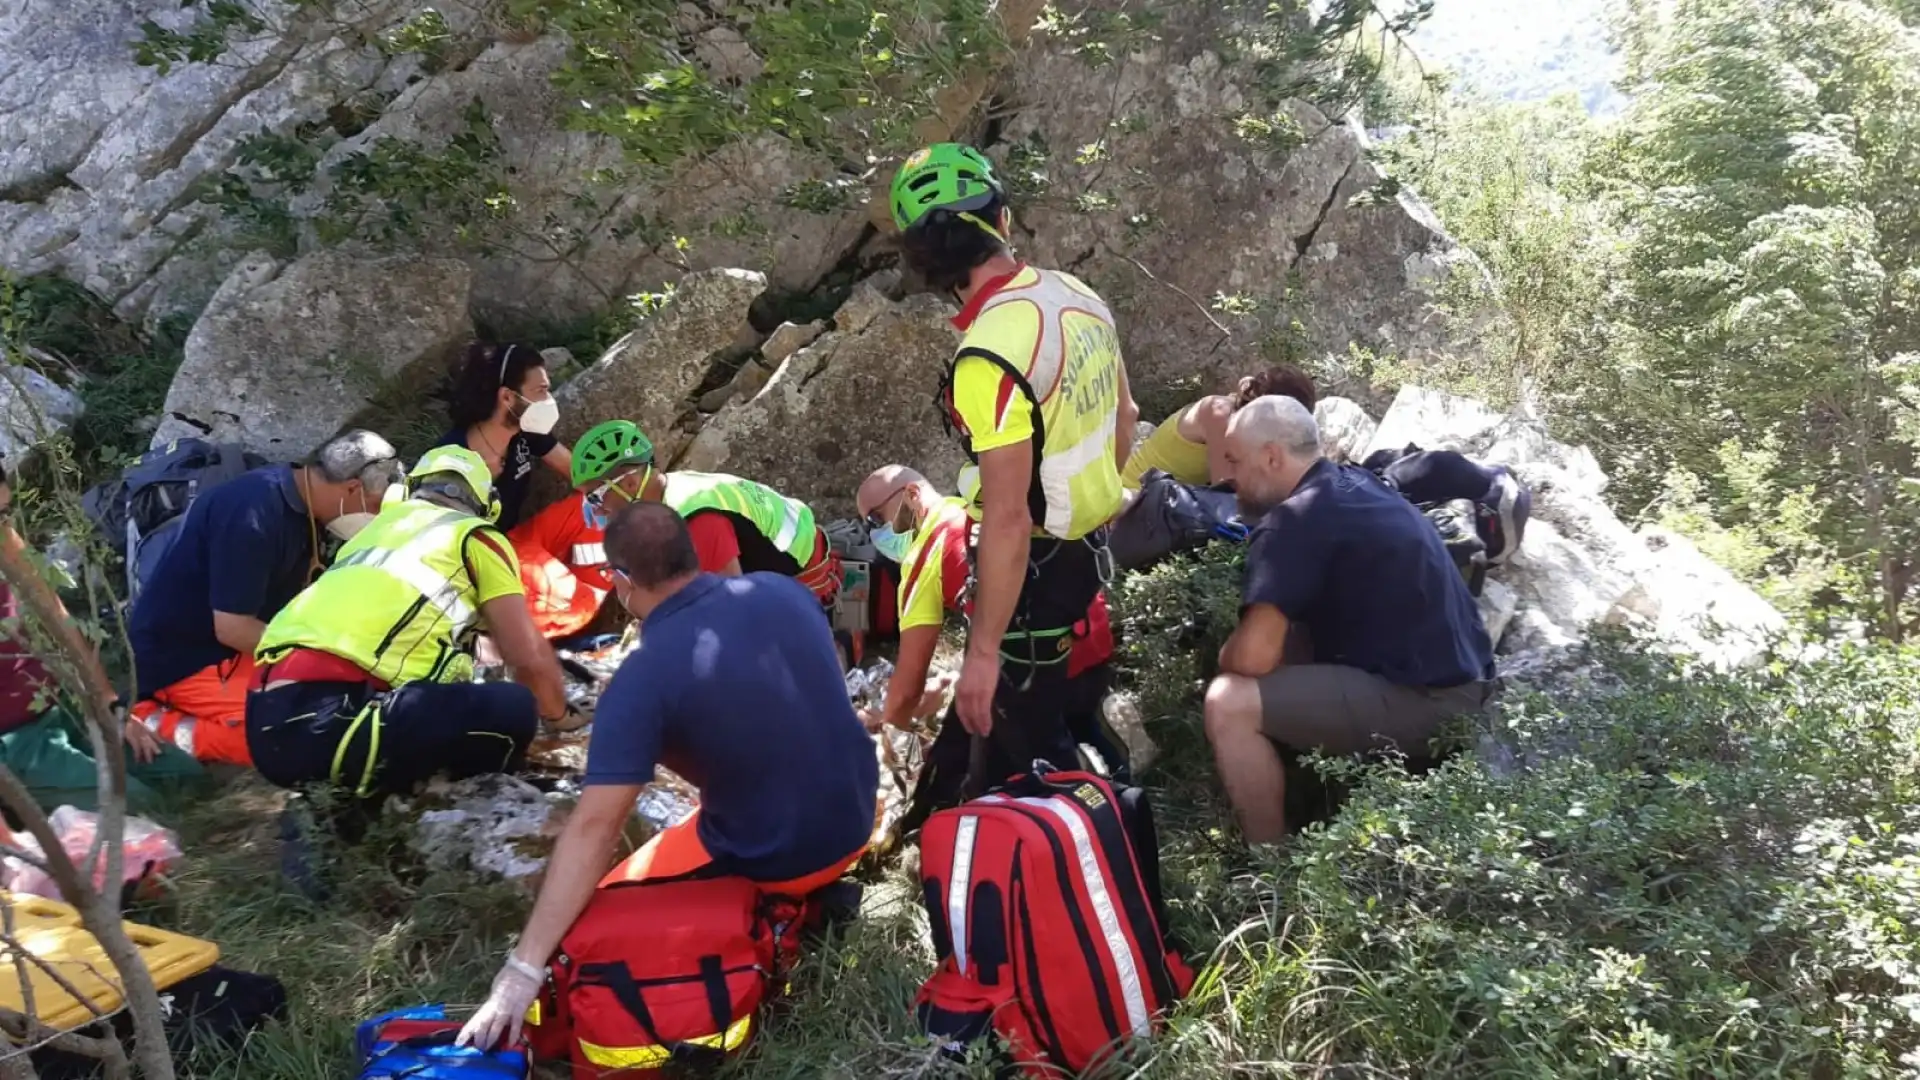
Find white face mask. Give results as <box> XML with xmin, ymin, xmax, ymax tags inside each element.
<box><xmin>329</xmin><ymin>490</ymin><xmax>375</xmax><ymax>541</ymax></box>
<box><xmin>329</xmin><ymin>513</ymin><xmax>376</xmax><ymax>541</ymax></box>
<box><xmin>517</xmin><ymin>395</ymin><xmax>560</xmax><ymax>436</ymax></box>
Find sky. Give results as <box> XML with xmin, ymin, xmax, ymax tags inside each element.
<box><xmin>1407</xmin><ymin>0</ymin><xmax>1626</xmax><ymax>115</ymax></box>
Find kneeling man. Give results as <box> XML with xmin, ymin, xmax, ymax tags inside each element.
<box><xmin>1205</xmin><ymin>396</ymin><xmax>1495</xmax><ymax>842</ymax></box>
<box><xmin>459</xmin><ymin>502</ymin><xmax>878</xmax><ymax>1049</ymax></box>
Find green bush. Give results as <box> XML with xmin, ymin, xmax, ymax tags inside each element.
<box><xmin>1107</xmin><ymin>550</ymin><xmax>1920</xmax><ymax>1077</ymax></box>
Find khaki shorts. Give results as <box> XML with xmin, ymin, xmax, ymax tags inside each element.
<box><xmin>1255</xmin><ymin>665</ymin><xmax>1493</xmax><ymax>758</ymax></box>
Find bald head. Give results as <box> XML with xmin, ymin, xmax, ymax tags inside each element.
<box><xmin>1224</xmin><ymin>394</ymin><xmax>1324</xmax><ymax>516</ymax></box>
<box><xmin>857</xmin><ymin>465</ymin><xmax>926</xmax><ymax>520</ymax></box>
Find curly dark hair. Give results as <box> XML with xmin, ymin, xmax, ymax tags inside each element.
<box><xmin>897</xmin><ymin>199</ymin><xmax>1011</xmax><ymax>294</ymax></box>
<box><xmin>447</xmin><ymin>342</ymin><xmax>547</xmax><ymax>428</ymax></box>
<box><xmin>1231</xmin><ymin>364</ymin><xmax>1318</xmax><ymax>412</ymax></box>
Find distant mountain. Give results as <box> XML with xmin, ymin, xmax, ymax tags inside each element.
<box><xmin>1407</xmin><ymin>0</ymin><xmax>1627</xmax><ymax>115</ymax></box>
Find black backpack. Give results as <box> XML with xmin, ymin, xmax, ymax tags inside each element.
<box><xmin>1423</xmin><ymin>501</ymin><xmax>1488</xmax><ymax>598</ymax></box>
<box><xmin>1360</xmin><ymin>444</ymin><xmax>1489</xmax><ymax>598</ymax></box>
<box><xmin>1107</xmin><ymin>468</ymin><xmax>1248</xmax><ymax>573</ymax></box>
<box><xmin>81</xmin><ymin>438</ymin><xmax>269</xmax><ymax>602</ymax></box>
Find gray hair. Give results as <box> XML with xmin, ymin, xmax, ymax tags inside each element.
<box><xmin>312</xmin><ymin>429</ymin><xmax>403</xmax><ymax>490</ymax></box>
<box><xmin>1231</xmin><ymin>395</ymin><xmax>1323</xmax><ymax>459</ymax></box>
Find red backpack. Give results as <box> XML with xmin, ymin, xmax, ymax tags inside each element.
<box><xmin>526</xmin><ymin>877</ymin><xmax>805</xmax><ymax>1076</ymax></box>
<box><xmin>915</xmin><ymin>769</ymin><xmax>1194</xmax><ymax>1076</ymax></box>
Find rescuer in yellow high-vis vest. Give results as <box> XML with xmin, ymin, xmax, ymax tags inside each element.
<box><xmin>890</xmin><ymin>143</ymin><xmax>1140</xmax><ymax>798</ymax></box>
<box><xmin>245</xmin><ymin>446</ymin><xmax>580</xmax><ymax>799</ymax></box>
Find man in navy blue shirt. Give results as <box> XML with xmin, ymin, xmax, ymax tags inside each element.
<box><xmin>459</xmin><ymin>501</ymin><xmax>878</xmax><ymax>1050</ymax></box>
<box><xmin>1205</xmin><ymin>396</ymin><xmax>1494</xmax><ymax>842</ymax></box>
<box><xmin>127</xmin><ymin>430</ymin><xmax>402</xmax><ymax>766</ymax></box>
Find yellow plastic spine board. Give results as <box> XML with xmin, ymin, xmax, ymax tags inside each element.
<box><xmin>0</xmin><ymin>890</ymin><xmax>219</xmax><ymax>1036</ymax></box>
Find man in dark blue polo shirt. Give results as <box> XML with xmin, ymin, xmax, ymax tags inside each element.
<box><xmin>459</xmin><ymin>501</ymin><xmax>878</xmax><ymax>1049</ymax></box>
<box><xmin>1205</xmin><ymin>396</ymin><xmax>1494</xmax><ymax>842</ymax></box>
<box><xmin>126</xmin><ymin>430</ymin><xmax>402</xmax><ymax>765</ymax></box>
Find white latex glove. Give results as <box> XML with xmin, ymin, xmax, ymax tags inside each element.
<box><xmin>456</xmin><ymin>954</ymin><xmax>543</xmax><ymax>1050</ymax></box>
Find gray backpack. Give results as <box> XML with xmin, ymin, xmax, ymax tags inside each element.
<box><xmin>1107</xmin><ymin>469</ymin><xmax>1247</xmax><ymax>573</ymax></box>
<box><xmin>81</xmin><ymin>438</ymin><xmax>269</xmax><ymax>602</ymax></box>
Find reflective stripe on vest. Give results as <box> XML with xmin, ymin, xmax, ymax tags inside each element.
<box><xmin>256</xmin><ymin>500</ymin><xmax>498</xmax><ymax>686</ymax></box>
<box><xmin>570</xmin><ymin>541</ymin><xmax>606</xmax><ymax>567</ymax></box>
<box><xmin>663</xmin><ymin>472</ymin><xmax>819</xmax><ymax>565</ymax></box>
<box><xmin>963</xmin><ymin>269</ymin><xmax>1126</xmax><ymax>540</ymax></box>
<box><xmin>333</xmin><ymin>511</ymin><xmax>478</xmax><ymax>631</ymax></box>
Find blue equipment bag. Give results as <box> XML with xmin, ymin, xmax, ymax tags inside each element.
<box><xmin>356</xmin><ymin>1005</ymin><xmax>530</xmax><ymax>1079</ymax></box>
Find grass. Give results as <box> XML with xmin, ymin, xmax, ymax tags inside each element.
<box><xmin>10</xmin><ymin>273</ymin><xmax>1919</xmax><ymax>1077</ymax></box>
<box><xmin>94</xmin><ymin>552</ymin><xmax>1920</xmax><ymax>1078</ymax></box>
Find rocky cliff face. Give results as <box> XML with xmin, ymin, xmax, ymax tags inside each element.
<box><xmin>2</xmin><ymin>0</ymin><xmax>1487</xmax><ymax>443</ymax></box>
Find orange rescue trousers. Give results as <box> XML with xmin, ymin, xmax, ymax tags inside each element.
<box><xmin>600</xmin><ymin>810</ymin><xmax>866</xmax><ymax>897</ymax></box>
<box><xmin>128</xmin><ymin>654</ymin><xmax>255</xmax><ymax>766</ymax></box>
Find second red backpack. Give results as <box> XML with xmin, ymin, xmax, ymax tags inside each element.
<box><xmin>914</xmin><ymin>769</ymin><xmax>1194</xmax><ymax>1076</ymax></box>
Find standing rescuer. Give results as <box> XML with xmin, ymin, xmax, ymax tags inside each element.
<box><xmin>890</xmin><ymin>142</ymin><xmax>1139</xmax><ymax>789</ymax></box>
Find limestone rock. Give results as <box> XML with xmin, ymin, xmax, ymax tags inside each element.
<box><xmin>1314</xmin><ymin>396</ymin><xmax>1377</xmax><ymax>463</ymax></box>
<box><xmin>834</xmin><ymin>277</ymin><xmax>899</xmax><ymax>337</ymax></box>
<box><xmin>404</xmin><ymin>774</ymin><xmax>573</xmax><ymax>889</ymax></box>
<box><xmin>761</xmin><ymin>320</ymin><xmax>827</xmax><ymax>366</ymax></box>
<box><xmin>1636</xmin><ymin>525</ymin><xmax>1784</xmax><ymax>669</ymax></box>
<box><xmin>696</xmin><ymin>26</ymin><xmax>765</xmax><ymax>84</ymax></box>
<box><xmin>999</xmin><ymin>5</ymin><xmax>1490</xmax><ymax>406</ymax></box>
<box><xmin>1102</xmin><ymin>692</ymin><xmax>1160</xmax><ymax>775</ymax></box>
<box><xmin>306</xmin><ymin>38</ymin><xmax>869</xmax><ymax>331</ymax></box>
<box><xmin>1365</xmin><ymin>385</ymin><xmax>1608</xmax><ymax>502</ymax></box>
<box><xmin>681</xmin><ymin>292</ymin><xmax>966</xmax><ymax>518</ymax></box>
<box><xmin>1366</xmin><ymin>385</ymin><xmax>1784</xmax><ymax>670</ymax></box>
<box><xmin>0</xmin><ymin>348</ymin><xmax>84</xmax><ymax>462</ymax></box>
<box><xmin>0</xmin><ymin>0</ymin><xmax>426</xmax><ymax>320</ymax></box>
<box><xmin>1131</xmin><ymin>420</ymin><xmax>1157</xmax><ymax>456</ymax></box>
<box><xmin>554</xmin><ymin>269</ymin><xmax>767</xmax><ymax>465</ymax></box>
<box><xmin>0</xmin><ymin>6</ymin><xmax>866</xmax><ymax>334</ymax></box>
<box><xmin>151</xmin><ymin>251</ymin><xmax>471</xmax><ymax>455</ymax></box>
<box><xmin>1478</xmin><ymin>579</ymin><xmax>1517</xmax><ymax>648</ymax></box>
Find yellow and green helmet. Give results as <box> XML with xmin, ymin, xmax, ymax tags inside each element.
<box><xmin>573</xmin><ymin>420</ymin><xmax>654</xmax><ymax>489</ymax></box>
<box><xmin>889</xmin><ymin>143</ymin><xmax>1005</xmax><ymax>233</ymax></box>
<box><xmin>409</xmin><ymin>445</ymin><xmax>500</xmax><ymax>521</ymax></box>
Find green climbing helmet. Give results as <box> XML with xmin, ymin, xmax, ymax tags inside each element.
<box><xmin>889</xmin><ymin>143</ymin><xmax>1005</xmax><ymax>233</ymax></box>
<box><xmin>572</xmin><ymin>420</ymin><xmax>655</xmax><ymax>489</ymax></box>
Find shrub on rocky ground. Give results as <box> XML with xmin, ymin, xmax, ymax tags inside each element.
<box><xmin>1115</xmin><ymin>553</ymin><xmax>1920</xmax><ymax>1079</ymax></box>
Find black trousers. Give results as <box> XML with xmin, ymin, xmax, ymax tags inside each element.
<box><xmin>246</xmin><ymin>678</ymin><xmax>538</xmax><ymax>798</ymax></box>
<box><xmin>1374</xmin><ymin>449</ymin><xmax>1501</xmax><ymax>505</ymax></box>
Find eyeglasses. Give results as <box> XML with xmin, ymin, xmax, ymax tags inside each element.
<box><xmin>864</xmin><ymin>485</ymin><xmax>911</xmax><ymax>530</ymax></box>
<box><xmin>588</xmin><ymin>463</ymin><xmax>653</xmax><ymax>509</ymax></box>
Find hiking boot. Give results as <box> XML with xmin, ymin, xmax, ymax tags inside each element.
<box><xmin>277</xmin><ymin>803</ymin><xmax>331</xmax><ymax>904</ymax></box>
<box><xmin>1476</xmin><ymin>468</ymin><xmax>1532</xmax><ymax>567</ymax></box>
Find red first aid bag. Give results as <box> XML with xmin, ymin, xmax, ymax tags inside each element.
<box><xmin>528</xmin><ymin>876</ymin><xmax>803</xmax><ymax>1076</ymax></box>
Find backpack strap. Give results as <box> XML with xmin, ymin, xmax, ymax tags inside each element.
<box><xmin>574</xmin><ymin>959</ymin><xmax>736</xmax><ymax>1053</ymax></box>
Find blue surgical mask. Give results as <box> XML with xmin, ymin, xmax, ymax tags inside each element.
<box><xmin>872</xmin><ymin>525</ymin><xmax>911</xmax><ymax>564</ymax></box>
<box><xmin>583</xmin><ymin>496</ymin><xmax>609</xmax><ymax>530</ymax></box>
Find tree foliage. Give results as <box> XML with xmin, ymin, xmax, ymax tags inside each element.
<box><xmin>1395</xmin><ymin>0</ymin><xmax>1920</xmax><ymax>638</ymax></box>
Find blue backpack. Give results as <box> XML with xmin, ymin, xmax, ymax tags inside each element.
<box><xmin>80</xmin><ymin>438</ymin><xmax>269</xmax><ymax>603</ymax></box>
<box><xmin>355</xmin><ymin>1006</ymin><xmax>530</xmax><ymax>1079</ymax></box>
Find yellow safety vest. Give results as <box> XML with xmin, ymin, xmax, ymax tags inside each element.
<box><xmin>951</xmin><ymin>267</ymin><xmax>1125</xmax><ymax>540</ymax></box>
<box><xmin>257</xmin><ymin>499</ymin><xmax>509</xmax><ymax>686</ymax></box>
<box><xmin>663</xmin><ymin>472</ymin><xmax>820</xmax><ymax>566</ymax></box>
